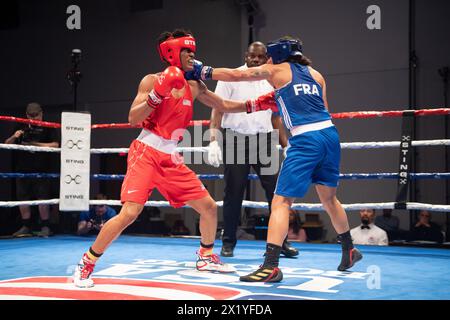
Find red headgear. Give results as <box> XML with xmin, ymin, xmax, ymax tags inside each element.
<box><xmin>158</xmin><ymin>35</ymin><xmax>196</xmax><ymax>68</ymax></box>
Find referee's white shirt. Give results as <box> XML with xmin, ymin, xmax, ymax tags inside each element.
<box><xmin>214</xmin><ymin>64</ymin><xmax>274</xmax><ymax>135</ymax></box>
<box><xmin>350</xmin><ymin>223</ymin><xmax>389</xmax><ymax>246</ymax></box>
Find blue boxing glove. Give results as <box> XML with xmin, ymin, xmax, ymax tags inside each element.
<box><xmin>185</xmin><ymin>59</ymin><xmax>213</xmax><ymax>81</ymax></box>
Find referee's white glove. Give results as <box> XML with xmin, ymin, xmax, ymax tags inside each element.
<box><xmin>208</xmin><ymin>140</ymin><xmax>222</xmax><ymax>168</ymax></box>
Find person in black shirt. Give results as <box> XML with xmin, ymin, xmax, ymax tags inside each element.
<box><xmin>410</xmin><ymin>210</ymin><xmax>444</xmax><ymax>243</ymax></box>
<box><xmin>4</xmin><ymin>103</ymin><xmax>59</xmax><ymax>237</ymax></box>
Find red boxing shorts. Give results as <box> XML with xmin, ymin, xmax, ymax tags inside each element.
<box><xmin>121</xmin><ymin>140</ymin><xmax>209</xmax><ymax>207</ymax></box>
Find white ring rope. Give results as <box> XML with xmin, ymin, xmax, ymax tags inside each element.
<box><xmin>1</xmin><ymin>139</ymin><xmax>449</xmax><ymax>154</ymax></box>
<box><xmin>0</xmin><ymin>199</ymin><xmax>61</xmax><ymax>206</ymax></box>
<box><xmin>0</xmin><ymin>144</ymin><xmax>60</xmax><ymax>153</ymax></box>
<box><xmin>91</xmin><ymin>148</ymin><xmax>129</xmax><ymax>154</ymax></box>
<box><xmin>1</xmin><ymin>199</ymin><xmax>449</xmax><ymax>212</ymax></box>
<box><xmin>340</xmin><ymin>139</ymin><xmax>450</xmax><ymax>149</ymax></box>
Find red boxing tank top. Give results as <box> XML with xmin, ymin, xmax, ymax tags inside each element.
<box><xmin>142</xmin><ymin>80</ymin><xmax>193</xmax><ymax>141</ymax></box>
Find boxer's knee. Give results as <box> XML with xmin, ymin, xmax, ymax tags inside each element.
<box><xmin>188</xmin><ymin>195</ymin><xmax>218</xmax><ymax>220</ymax></box>
<box><xmin>315</xmin><ymin>184</ymin><xmax>339</xmax><ymax>211</ymax></box>
<box><xmin>321</xmin><ymin>196</ymin><xmax>340</xmax><ymax>213</ymax></box>
<box><xmin>201</xmin><ymin>198</ymin><xmax>218</xmax><ymax>219</ymax></box>
<box><xmin>118</xmin><ymin>202</ymin><xmax>143</xmax><ymax>226</ymax></box>
<box><xmin>271</xmin><ymin>195</ymin><xmax>293</xmax><ymax>212</ymax></box>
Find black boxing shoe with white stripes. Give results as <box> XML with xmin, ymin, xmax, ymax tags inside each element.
<box><xmin>239</xmin><ymin>266</ymin><xmax>283</xmax><ymax>283</ymax></box>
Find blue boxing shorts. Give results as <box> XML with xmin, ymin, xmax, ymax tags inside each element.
<box><xmin>275</xmin><ymin>126</ymin><xmax>341</xmax><ymax>198</ymax></box>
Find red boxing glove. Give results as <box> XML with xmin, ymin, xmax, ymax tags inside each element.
<box><xmin>147</xmin><ymin>66</ymin><xmax>185</xmax><ymax>109</ymax></box>
<box><xmin>245</xmin><ymin>91</ymin><xmax>279</xmax><ymax>113</ymax></box>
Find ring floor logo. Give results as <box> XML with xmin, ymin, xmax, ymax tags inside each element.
<box><xmin>0</xmin><ymin>276</ymin><xmax>248</xmax><ymax>300</ymax></box>
<box><xmin>0</xmin><ymin>259</ymin><xmax>371</xmax><ymax>300</ymax></box>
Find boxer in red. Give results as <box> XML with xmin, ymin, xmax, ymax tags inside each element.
<box><xmin>73</xmin><ymin>29</ymin><xmax>276</xmax><ymax>288</ymax></box>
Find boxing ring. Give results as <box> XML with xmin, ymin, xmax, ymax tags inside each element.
<box><xmin>0</xmin><ymin>108</ymin><xmax>449</xmax><ymax>300</ymax></box>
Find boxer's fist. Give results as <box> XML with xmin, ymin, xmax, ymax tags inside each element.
<box><xmin>147</xmin><ymin>66</ymin><xmax>185</xmax><ymax>109</ymax></box>
<box><xmin>245</xmin><ymin>91</ymin><xmax>278</xmax><ymax>113</ymax></box>
<box><xmin>185</xmin><ymin>59</ymin><xmax>213</xmax><ymax>81</ymax></box>
<box><xmin>154</xmin><ymin>66</ymin><xmax>185</xmax><ymax>96</ymax></box>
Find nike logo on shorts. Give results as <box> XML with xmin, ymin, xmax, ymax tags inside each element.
<box><xmin>127</xmin><ymin>190</ymin><xmax>139</xmax><ymax>194</ymax></box>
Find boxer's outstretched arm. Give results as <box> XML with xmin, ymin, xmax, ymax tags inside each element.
<box><xmin>212</xmin><ymin>64</ymin><xmax>273</xmax><ymax>82</ymax></box>
<box><xmin>195</xmin><ymin>81</ymin><xmax>246</xmax><ymax>113</ymax></box>
<box><xmin>197</xmin><ymin>89</ymin><xmax>246</xmax><ymax>113</ymax></box>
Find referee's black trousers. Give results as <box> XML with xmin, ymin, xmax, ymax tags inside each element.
<box><xmin>221</xmin><ymin>129</ymin><xmax>278</xmax><ymax>247</ymax></box>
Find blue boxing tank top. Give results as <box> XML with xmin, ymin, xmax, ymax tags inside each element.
<box><xmin>274</xmin><ymin>63</ymin><xmax>331</xmax><ymax>129</ymax></box>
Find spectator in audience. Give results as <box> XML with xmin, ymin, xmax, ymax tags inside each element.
<box><xmin>287</xmin><ymin>210</ymin><xmax>307</xmax><ymax>242</ymax></box>
<box><xmin>410</xmin><ymin>210</ymin><xmax>444</xmax><ymax>243</ymax></box>
<box><xmin>77</xmin><ymin>194</ymin><xmax>117</xmax><ymax>236</ymax></box>
<box><xmin>375</xmin><ymin>209</ymin><xmax>400</xmax><ymax>240</ymax></box>
<box><xmin>350</xmin><ymin>209</ymin><xmax>388</xmax><ymax>246</ymax></box>
<box><xmin>5</xmin><ymin>102</ymin><xmax>59</xmax><ymax>238</ymax></box>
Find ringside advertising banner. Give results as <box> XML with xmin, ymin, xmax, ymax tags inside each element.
<box><xmin>59</xmin><ymin>112</ymin><xmax>91</xmax><ymax>211</ymax></box>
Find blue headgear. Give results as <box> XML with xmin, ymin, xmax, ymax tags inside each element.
<box><xmin>266</xmin><ymin>39</ymin><xmax>303</xmax><ymax>64</ymax></box>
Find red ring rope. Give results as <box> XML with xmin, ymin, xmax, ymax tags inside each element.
<box><xmin>1</xmin><ymin>108</ymin><xmax>448</xmax><ymax>129</ymax></box>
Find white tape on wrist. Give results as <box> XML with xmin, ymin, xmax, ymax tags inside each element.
<box><xmin>147</xmin><ymin>90</ymin><xmax>163</xmax><ymax>108</ymax></box>
<box><xmin>246</xmin><ymin>100</ymin><xmax>256</xmax><ymax>113</ymax></box>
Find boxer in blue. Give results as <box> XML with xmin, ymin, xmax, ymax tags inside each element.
<box><xmin>187</xmin><ymin>36</ymin><xmax>363</xmax><ymax>282</ymax></box>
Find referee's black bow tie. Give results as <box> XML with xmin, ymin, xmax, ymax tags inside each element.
<box><xmin>361</xmin><ymin>225</ymin><xmax>370</xmax><ymax>230</ymax></box>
